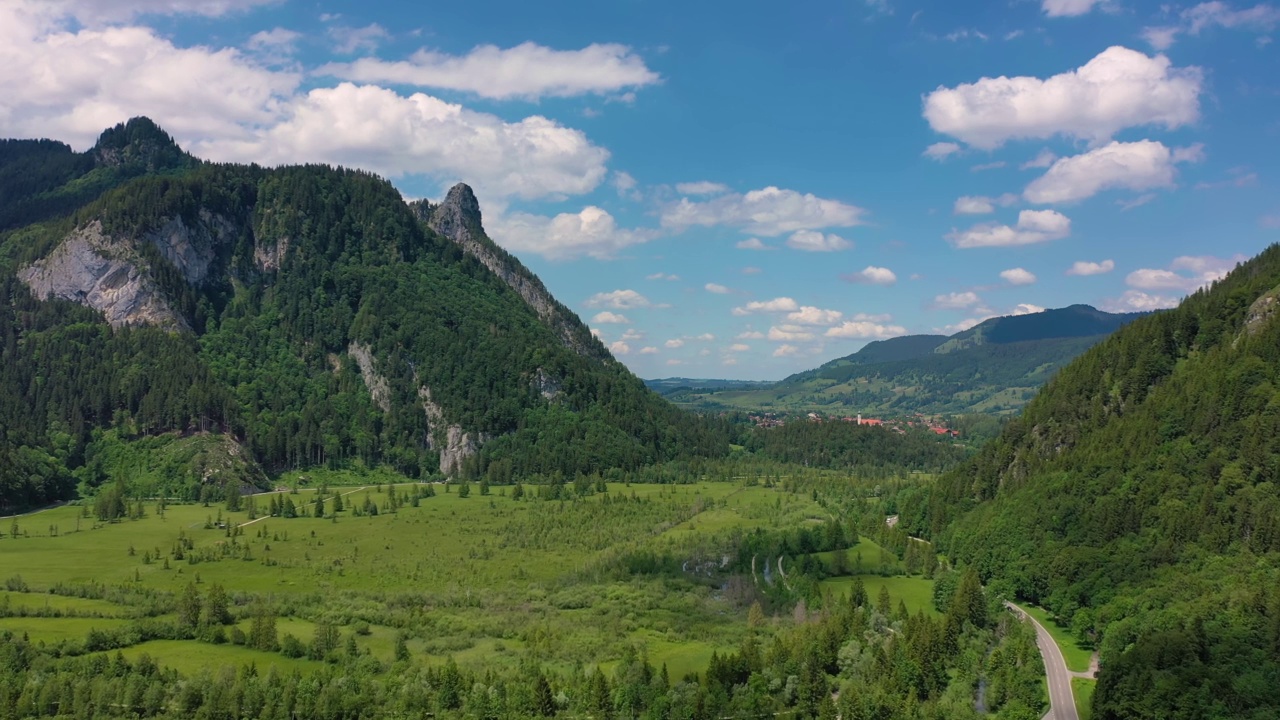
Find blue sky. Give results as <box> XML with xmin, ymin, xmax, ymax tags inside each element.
<box><xmin>4</xmin><ymin>0</ymin><xmax>1279</xmax><ymax>379</ymax></box>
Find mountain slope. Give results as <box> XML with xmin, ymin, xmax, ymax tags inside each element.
<box><xmin>0</xmin><ymin>118</ymin><xmax>727</xmax><ymax>512</ymax></box>
<box><xmin>916</xmin><ymin>249</ymin><xmax>1278</xmax><ymax>719</ymax></box>
<box><xmin>671</xmin><ymin>305</ymin><xmax>1144</xmax><ymax>416</ymax></box>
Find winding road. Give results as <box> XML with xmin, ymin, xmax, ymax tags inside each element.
<box><xmin>1005</xmin><ymin>601</ymin><xmax>1078</xmax><ymax>720</ymax></box>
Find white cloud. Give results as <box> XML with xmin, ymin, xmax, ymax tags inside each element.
<box><xmin>609</xmin><ymin>341</ymin><xmax>631</xmax><ymax>356</ymax></box>
<box><xmin>245</xmin><ymin>28</ymin><xmax>300</xmax><ymax>64</ymax></box>
<box><xmin>1042</xmin><ymin>0</ymin><xmax>1104</xmax><ymax>17</ymax></box>
<box><xmin>722</xmin><ymin>357</ymin><xmax>739</xmax><ymax>366</ymax></box>
<box><xmin>971</xmin><ymin>161</ymin><xmax>1007</xmax><ymax>172</ymax></box>
<box><xmin>490</xmin><ymin>207</ymin><xmax>657</xmax><ymax>260</ymax></box>
<box><xmin>612</xmin><ymin>170</ymin><xmax>639</xmax><ymax>199</ymax></box>
<box><xmin>693</xmin><ymin>333</ymin><xmax>717</xmax><ymax>341</ymax></box>
<box><xmin>947</xmin><ymin>209</ymin><xmax>1071</xmax><ymax>248</ymax></box>
<box><xmin>923</xmin><ymin>142</ymin><xmax>962</xmax><ymax>160</ymax></box>
<box><xmin>954</xmin><ymin>193</ymin><xmax>1018</xmax><ymax>214</ymax></box>
<box><xmin>773</xmin><ymin>344</ymin><xmax>801</xmax><ymax>357</ymax></box>
<box><xmin>1024</xmin><ymin>140</ymin><xmax>1200</xmax><ymax>204</ymax></box>
<box><xmin>1012</xmin><ymin>303</ymin><xmax>1046</xmax><ymax>315</ymax></box>
<box><xmin>933</xmin><ymin>291</ymin><xmax>983</xmax><ymax>309</ymax></box>
<box><xmin>665</xmin><ymin>359</ymin><xmax>685</xmax><ymax>366</ymax></box>
<box><xmin>736</xmin><ymin>238</ymin><xmax>773</xmax><ymax>251</ymax></box>
<box><xmin>662</xmin><ymin>186</ymin><xmax>867</xmax><ymax>236</ymax></box>
<box><xmin>705</xmin><ymin>283</ymin><xmax>731</xmax><ymax>294</ymax></box>
<box><xmin>676</xmin><ymin>181</ymin><xmax>730</xmax><ymax>195</ymax></box>
<box><xmin>620</xmin><ymin>328</ymin><xmax>644</xmax><ymax>341</ymax></box>
<box><xmin>767</xmin><ymin>325</ymin><xmax>816</xmax><ymax>342</ymax></box>
<box><xmin>728</xmin><ymin>343</ymin><xmax>752</xmax><ymax>352</ymax></box>
<box><xmin>1146</xmin><ymin>2</ymin><xmax>1280</xmax><ymax>49</ymax></box>
<box><xmin>844</xmin><ymin>266</ymin><xmax>898</xmax><ymax>285</ymax></box>
<box><xmin>787</xmin><ymin>306</ymin><xmax>844</xmax><ymax>326</ymax></box>
<box><xmin>736</xmin><ymin>331</ymin><xmax>766</xmax><ymax>340</ymax></box>
<box><xmin>585</xmin><ymin>289</ymin><xmax>653</xmax><ymax>309</ymax></box>
<box><xmin>646</xmin><ymin>272</ymin><xmax>680</xmax><ymax>281</ymax></box>
<box><xmin>664</xmin><ymin>339</ymin><xmax>685</xmax><ymax>349</ymax></box>
<box><xmin>1103</xmin><ymin>290</ymin><xmax>1180</xmax><ymax>311</ymax></box>
<box><xmin>941</xmin><ymin>317</ymin><xmax>991</xmax><ymax>334</ymax></box>
<box><xmin>1001</xmin><ymin>268</ymin><xmax>1038</xmax><ymax>285</ymax></box>
<box><xmin>1126</xmin><ymin>255</ymin><xmax>1240</xmax><ymax>292</ymax></box>
<box><xmin>327</xmin><ymin>23</ymin><xmax>388</xmax><ymax>55</ymax></box>
<box><xmin>732</xmin><ymin>297</ymin><xmax>800</xmax><ymax>316</ymax></box>
<box><xmin>1066</xmin><ymin>259</ymin><xmax>1115</xmax><ymax>275</ymax></box>
<box><xmin>786</xmin><ymin>230</ymin><xmax>852</xmax><ymax>252</ymax></box>
<box><xmin>1021</xmin><ymin>148</ymin><xmax>1058</xmax><ymax>169</ymax></box>
<box><xmin>1118</xmin><ymin>193</ymin><xmax>1159</xmax><ymax>211</ymax></box>
<box><xmin>742</xmin><ymin>266</ymin><xmax>762</xmax><ymax>274</ymax></box>
<box><xmin>590</xmin><ymin>328</ymin><xmax>604</xmax><ymax>340</ymax></box>
<box><xmin>639</xmin><ymin>346</ymin><xmax>659</xmax><ymax>355</ymax></box>
<box><xmin>946</xmin><ymin>28</ymin><xmax>990</xmax><ymax>42</ymax></box>
<box><xmin>320</xmin><ymin>42</ymin><xmax>659</xmax><ymax>99</ymax></box>
<box><xmin>923</xmin><ymin>46</ymin><xmax>1202</xmax><ymax>149</ymax></box>
<box><xmin>825</xmin><ymin>320</ymin><xmax>908</xmax><ymax>339</ymax></box>
<box><xmin>592</xmin><ymin>311</ymin><xmax>631</xmax><ymax>324</ymax></box>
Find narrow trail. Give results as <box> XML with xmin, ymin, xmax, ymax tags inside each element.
<box><xmin>236</xmin><ymin>486</ymin><xmax>369</xmax><ymax>528</ymax></box>
<box><xmin>1006</xmin><ymin>601</ymin><xmax>1079</xmax><ymax>720</ymax></box>
<box><xmin>776</xmin><ymin>555</ymin><xmax>792</xmax><ymax>591</ymax></box>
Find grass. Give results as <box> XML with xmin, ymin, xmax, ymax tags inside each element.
<box><xmin>0</xmin><ymin>590</ymin><xmax>127</xmax><ymax>616</ymax></box>
<box><xmin>1020</xmin><ymin>604</ymin><xmax>1094</xmax><ymax>673</ymax></box>
<box><xmin>818</xmin><ymin>574</ymin><xmax>938</xmax><ymax>617</ymax></box>
<box><xmin>0</xmin><ymin>479</ymin><xmax>830</xmax><ymax>679</ymax></box>
<box><xmin>1074</xmin><ymin>677</ymin><xmax>1096</xmax><ymax>720</ymax></box>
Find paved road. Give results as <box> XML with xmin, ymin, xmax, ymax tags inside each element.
<box><xmin>1006</xmin><ymin>601</ymin><xmax>1078</xmax><ymax>720</ymax></box>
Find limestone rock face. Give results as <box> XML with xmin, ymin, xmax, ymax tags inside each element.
<box><xmin>417</xmin><ymin>385</ymin><xmax>490</xmax><ymax>475</ymax></box>
<box><xmin>20</xmin><ymin>221</ymin><xmax>185</xmax><ymax>329</ymax></box>
<box><xmin>348</xmin><ymin>342</ymin><xmax>392</xmax><ymax>412</ymax></box>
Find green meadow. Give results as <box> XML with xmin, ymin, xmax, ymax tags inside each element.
<box><xmin>2</xmin><ymin>477</ymin><xmax>910</xmax><ymax>681</ymax></box>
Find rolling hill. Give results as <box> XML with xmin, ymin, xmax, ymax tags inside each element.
<box><xmin>662</xmin><ymin>305</ymin><xmax>1145</xmax><ymax>416</ymax></box>
<box><xmin>0</xmin><ymin>118</ymin><xmax>727</xmax><ymax>512</ymax></box>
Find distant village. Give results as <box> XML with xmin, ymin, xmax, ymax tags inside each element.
<box><xmin>748</xmin><ymin>411</ymin><xmax>960</xmax><ymax>437</ymax></box>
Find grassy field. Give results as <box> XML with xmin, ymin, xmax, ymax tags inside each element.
<box><xmin>1021</xmin><ymin>604</ymin><xmax>1094</xmax><ymax>673</ymax></box>
<box><xmin>817</xmin><ymin>574</ymin><xmax>938</xmax><ymax>617</ymax></box>
<box><xmin>1074</xmin><ymin>677</ymin><xmax>1096</xmax><ymax>720</ymax></box>
<box><xmin>0</xmin><ymin>479</ymin><xmax>831</xmax><ymax>679</ymax></box>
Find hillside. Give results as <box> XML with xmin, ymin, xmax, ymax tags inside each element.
<box><xmin>916</xmin><ymin>248</ymin><xmax>1278</xmax><ymax>718</ymax></box>
<box><xmin>666</xmin><ymin>305</ymin><xmax>1144</xmax><ymax>415</ymax></box>
<box><xmin>0</xmin><ymin>118</ymin><xmax>727</xmax><ymax>512</ymax></box>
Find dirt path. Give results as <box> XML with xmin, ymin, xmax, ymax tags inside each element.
<box><xmin>236</xmin><ymin>486</ymin><xmax>368</xmax><ymax>528</ymax></box>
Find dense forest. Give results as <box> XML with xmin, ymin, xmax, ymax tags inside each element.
<box><xmin>0</xmin><ymin>118</ymin><xmax>728</xmax><ymax>512</ymax></box>
<box><xmin>919</xmin><ymin>245</ymin><xmax>1280</xmax><ymax>718</ymax></box>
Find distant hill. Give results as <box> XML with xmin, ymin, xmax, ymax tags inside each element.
<box><xmin>645</xmin><ymin>377</ymin><xmax>773</xmax><ymax>393</ymax></box>
<box><xmin>672</xmin><ymin>305</ymin><xmax>1146</xmax><ymax>416</ymax></box>
<box><xmin>918</xmin><ymin>247</ymin><xmax>1278</xmax><ymax>718</ymax></box>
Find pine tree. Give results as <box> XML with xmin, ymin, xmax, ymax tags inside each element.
<box><xmin>177</xmin><ymin>582</ymin><xmax>201</xmax><ymax>630</ymax></box>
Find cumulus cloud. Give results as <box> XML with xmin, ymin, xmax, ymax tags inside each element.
<box><xmin>732</xmin><ymin>297</ymin><xmax>800</xmax><ymax>316</ymax></box>
<box><xmin>245</xmin><ymin>28</ymin><xmax>301</xmax><ymax>64</ymax></box>
<box><xmin>0</xmin><ymin>7</ymin><xmax>612</xmax><ymax>204</ymax></box>
<box><xmin>923</xmin><ymin>142</ymin><xmax>962</xmax><ymax>160</ymax></box>
<box><xmin>728</xmin><ymin>343</ymin><xmax>751</xmax><ymax>352</ymax></box>
<box><xmin>825</xmin><ymin>320</ymin><xmax>908</xmax><ymax>339</ymax></box>
<box><xmin>639</xmin><ymin>346</ymin><xmax>659</xmax><ymax>355</ymax></box>
<box><xmin>933</xmin><ymin>291</ymin><xmax>983</xmax><ymax>309</ymax></box>
<box><xmin>662</xmin><ymin>187</ymin><xmax>867</xmax><ymax>236</ymax></box>
<box><xmin>773</xmin><ymin>344</ymin><xmax>801</xmax><ymax>357</ymax></box>
<box><xmin>767</xmin><ymin>325</ymin><xmax>816</xmax><ymax>342</ymax></box>
<box><xmin>947</xmin><ymin>209</ymin><xmax>1071</xmax><ymax>248</ymax></box>
<box><xmin>1001</xmin><ymin>268</ymin><xmax>1038</xmax><ymax>285</ymax></box>
<box><xmin>941</xmin><ymin>317</ymin><xmax>991</xmax><ymax>334</ymax></box>
<box><xmin>1013</xmin><ymin>303</ymin><xmax>1046</xmax><ymax>315</ymax></box>
<box><xmin>1067</xmin><ymin>259</ymin><xmax>1115</xmax><ymax>275</ymax></box>
<box><xmin>954</xmin><ymin>193</ymin><xmax>1018</xmax><ymax>215</ymax></box>
<box><xmin>608</xmin><ymin>341</ymin><xmax>631</xmax><ymax>356</ymax></box>
<box><xmin>923</xmin><ymin>46</ymin><xmax>1202</xmax><ymax>149</ymax></box>
<box><xmin>1024</xmin><ymin>140</ymin><xmax>1200</xmax><ymax>204</ymax></box>
<box><xmin>327</xmin><ymin>23</ymin><xmax>388</xmax><ymax>55</ymax></box>
<box><xmin>664</xmin><ymin>339</ymin><xmax>685</xmax><ymax>349</ymax></box>
<box><xmin>620</xmin><ymin>328</ymin><xmax>644</xmax><ymax>341</ymax></box>
<box><xmin>787</xmin><ymin>230</ymin><xmax>852</xmax><ymax>252</ymax></box>
<box><xmin>1042</xmin><ymin>0</ymin><xmax>1105</xmax><ymax>16</ymax></box>
<box><xmin>319</xmin><ymin>42</ymin><xmax>660</xmax><ymax>100</ymax></box>
<box><xmin>1103</xmin><ymin>290</ymin><xmax>1180</xmax><ymax>311</ymax></box>
<box><xmin>736</xmin><ymin>331</ymin><xmax>766</xmax><ymax>340</ymax></box>
<box><xmin>646</xmin><ymin>272</ymin><xmax>680</xmax><ymax>281</ymax></box>
<box><xmin>585</xmin><ymin>289</ymin><xmax>653</xmax><ymax>309</ymax></box>
<box><xmin>592</xmin><ymin>312</ymin><xmax>631</xmax><ymax>324</ymax></box>
<box><xmin>676</xmin><ymin>181</ymin><xmax>730</xmax><ymax>195</ymax></box>
<box><xmin>490</xmin><ymin>207</ymin><xmax>658</xmax><ymax>260</ymax></box>
<box><xmin>787</xmin><ymin>307</ymin><xmax>844</xmax><ymax>326</ymax></box>
<box><xmin>844</xmin><ymin>266</ymin><xmax>898</xmax><ymax>285</ymax></box>
<box><xmin>1021</xmin><ymin>148</ymin><xmax>1058</xmax><ymax>169</ymax></box>
<box><xmin>705</xmin><ymin>283</ymin><xmax>731</xmax><ymax>294</ymax></box>
<box><xmin>736</xmin><ymin>238</ymin><xmax>773</xmax><ymax>250</ymax></box>
<box><xmin>1125</xmin><ymin>255</ymin><xmax>1241</xmax><ymax>292</ymax></box>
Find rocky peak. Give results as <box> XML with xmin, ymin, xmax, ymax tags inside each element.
<box><xmin>417</xmin><ymin>183</ymin><xmax>483</xmax><ymax>244</ymax></box>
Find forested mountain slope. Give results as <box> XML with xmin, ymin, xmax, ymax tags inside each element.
<box><xmin>918</xmin><ymin>247</ymin><xmax>1280</xmax><ymax>719</ymax></box>
<box><xmin>0</xmin><ymin>118</ymin><xmax>727</xmax><ymax>512</ymax></box>
<box><xmin>667</xmin><ymin>305</ymin><xmax>1143</xmax><ymax>416</ymax></box>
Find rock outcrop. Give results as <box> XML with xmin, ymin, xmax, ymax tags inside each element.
<box><xmin>410</xmin><ymin>184</ymin><xmax>604</xmax><ymax>360</ymax></box>
<box><xmin>417</xmin><ymin>385</ymin><xmax>489</xmax><ymax>476</ymax></box>
<box><xmin>348</xmin><ymin>342</ymin><xmax>392</xmax><ymax>412</ymax></box>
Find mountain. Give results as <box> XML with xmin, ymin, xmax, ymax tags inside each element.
<box><xmin>0</xmin><ymin>118</ymin><xmax>727</xmax><ymax>512</ymax></box>
<box><xmin>914</xmin><ymin>249</ymin><xmax>1278</xmax><ymax>718</ymax></box>
<box><xmin>669</xmin><ymin>305</ymin><xmax>1145</xmax><ymax>416</ymax></box>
